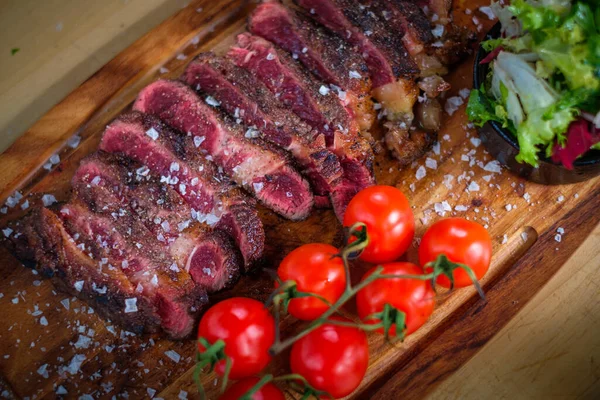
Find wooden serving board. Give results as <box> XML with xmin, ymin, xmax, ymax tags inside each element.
<box><xmin>0</xmin><ymin>1</ymin><xmax>598</xmax><ymax>399</ymax></box>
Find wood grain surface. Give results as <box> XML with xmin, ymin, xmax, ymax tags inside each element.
<box><xmin>0</xmin><ymin>0</ymin><xmax>598</xmax><ymax>399</ymax></box>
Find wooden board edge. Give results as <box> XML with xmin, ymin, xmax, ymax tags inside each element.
<box><xmin>360</xmin><ymin>185</ymin><xmax>600</xmax><ymax>399</ymax></box>
<box><xmin>0</xmin><ymin>0</ymin><xmax>248</xmax><ymax>203</ymax></box>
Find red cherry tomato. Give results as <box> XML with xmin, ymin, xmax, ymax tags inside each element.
<box><xmin>290</xmin><ymin>317</ymin><xmax>369</xmax><ymax>399</ymax></box>
<box><xmin>277</xmin><ymin>243</ymin><xmax>346</xmax><ymax>320</ymax></box>
<box><xmin>219</xmin><ymin>378</ymin><xmax>285</xmax><ymax>400</ymax></box>
<box><xmin>198</xmin><ymin>297</ymin><xmax>275</xmax><ymax>379</ymax></box>
<box><xmin>356</xmin><ymin>262</ymin><xmax>435</xmax><ymax>337</ymax></box>
<box><xmin>343</xmin><ymin>185</ymin><xmax>415</xmax><ymax>264</ymax></box>
<box><xmin>419</xmin><ymin>218</ymin><xmax>492</xmax><ymax>288</ymax></box>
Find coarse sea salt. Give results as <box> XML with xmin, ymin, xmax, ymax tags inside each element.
<box><xmin>483</xmin><ymin>160</ymin><xmax>502</xmax><ymax>173</ymax></box>
<box><xmin>455</xmin><ymin>205</ymin><xmax>468</xmax><ymax>212</ymax></box>
<box><xmin>193</xmin><ymin>136</ymin><xmax>205</xmax><ymax>147</ymax></box>
<box><xmin>253</xmin><ymin>182</ymin><xmax>264</xmax><ymax>193</ymax></box>
<box><xmin>42</xmin><ymin>194</ymin><xmax>57</xmax><ymax>207</ymax></box>
<box><xmin>74</xmin><ymin>281</ymin><xmax>84</xmax><ymax>292</ymax></box>
<box><xmin>432</xmin><ymin>24</ymin><xmax>444</xmax><ymax>37</ymax></box>
<box><xmin>124</xmin><ymin>298</ymin><xmax>138</xmax><ymax>313</ymax></box>
<box><xmin>146</xmin><ymin>127</ymin><xmax>159</xmax><ymax>140</ymax></box>
<box><xmin>165</xmin><ymin>350</ymin><xmax>181</xmax><ymax>363</ymax></box>
<box><xmin>416</xmin><ymin>166</ymin><xmax>427</xmax><ymax>180</ymax></box>
<box><xmin>349</xmin><ymin>70</ymin><xmax>362</xmax><ymax>79</ymax></box>
<box><xmin>425</xmin><ymin>158</ymin><xmax>437</xmax><ymax>170</ymax></box>
<box><xmin>67</xmin><ymin>135</ymin><xmax>81</xmax><ymax>149</ymax></box>
<box><xmin>467</xmin><ymin>181</ymin><xmax>480</xmax><ymax>192</ymax></box>
<box><xmin>444</xmin><ymin>96</ymin><xmax>464</xmax><ymax>116</ymax></box>
<box><xmin>205</xmin><ymin>96</ymin><xmax>220</xmax><ymax>107</ymax></box>
<box><xmin>479</xmin><ymin>6</ymin><xmax>496</xmax><ymax>20</ymax></box>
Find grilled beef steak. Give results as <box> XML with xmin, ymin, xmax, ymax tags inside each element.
<box><xmin>99</xmin><ymin>111</ymin><xmax>264</xmax><ymax>268</ymax></box>
<box><xmin>72</xmin><ymin>153</ymin><xmax>243</xmax><ymax>292</ymax></box>
<box><xmin>248</xmin><ymin>1</ymin><xmax>375</xmax><ymax>131</ymax></box>
<box><xmin>133</xmin><ymin>79</ymin><xmax>314</xmax><ymax>221</ymax></box>
<box><xmin>182</xmin><ymin>53</ymin><xmax>343</xmax><ymax>205</ymax></box>
<box><xmin>230</xmin><ymin>33</ymin><xmax>374</xmax><ymax>219</ymax></box>
<box><xmin>58</xmin><ymin>201</ymin><xmax>206</xmax><ymax>339</ymax></box>
<box><xmin>6</xmin><ymin>207</ymin><xmax>162</xmax><ymax>335</ymax></box>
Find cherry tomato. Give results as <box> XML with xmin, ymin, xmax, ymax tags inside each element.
<box><xmin>198</xmin><ymin>297</ymin><xmax>275</xmax><ymax>379</ymax></box>
<box><xmin>356</xmin><ymin>262</ymin><xmax>435</xmax><ymax>337</ymax></box>
<box><xmin>290</xmin><ymin>317</ymin><xmax>369</xmax><ymax>399</ymax></box>
<box><xmin>219</xmin><ymin>378</ymin><xmax>285</xmax><ymax>400</ymax></box>
<box><xmin>419</xmin><ymin>218</ymin><xmax>492</xmax><ymax>288</ymax></box>
<box><xmin>277</xmin><ymin>243</ymin><xmax>346</xmax><ymax>320</ymax></box>
<box><xmin>343</xmin><ymin>185</ymin><xmax>415</xmax><ymax>264</ymax></box>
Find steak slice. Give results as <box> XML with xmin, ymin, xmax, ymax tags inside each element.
<box><xmin>4</xmin><ymin>208</ymin><xmax>161</xmax><ymax>335</ymax></box>
<box><xmin>229</xmin><ymin>33</ymin><xmax>374</xmax><ymax>219</ymax></box>
<box><xmin>133</xmin><ymin>79</ymin><xmax>314</xmax><ymax>221</ymax></box>
<box><xmin>181</xmin><ymin>53</ymin><xmax>343</xmax><ymax>203</ymax></box>
<box><xmin>294</xmin><ymin>0</ymin><xmax>420</xmax><ymax>123</ymax></box>
<box><xmin>248</xmin><ymin>2</ymin><xmax>375</xmax><ymax>131</ymax></box>
<box><xmin>72</xmin><ymin>153</ymin><xmax>242</xmax><ymax>292</ymax></box>
<box><xmin>58</xmin><ymin>201</ymin><xmax>206</xmax><ymax>339</ymax></box>
<box><xmin>99</xmin><ymin>111</ymin><xmax>264</xmax><ymax>268</ymax></box>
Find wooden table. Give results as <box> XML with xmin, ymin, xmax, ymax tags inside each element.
<box><xmin>1</xmin><ymin>1</ymin><xmax>598</xmax><ymax>398</ymax></box>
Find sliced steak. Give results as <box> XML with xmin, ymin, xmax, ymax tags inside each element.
<box><xmin>72</xmin><ymin>153</ymin><xmax>242</xmax><ymax>292</ymax></box>
<box><xmin>99</xmin><ymin>111</ymin><xmax>264</xmax><ymax>268</ymax></box>
<box><xmin>133</xmin><ymin>79</ymin><xmax>314</xmax><ymax>221</ymax></box>
<box><xmin>229</xmin><ymin>33</ymin><xmax>374</xmax><ymax>219</ymax></box>
<box><xmin>181</xmin><ymin>53</ymin><xmax>343</xmax><ymax>202</ymax></box>
<box><xmin>248</xmin><ymin>2</ymin><xmax>375</xmax><ymax>131</ymax></box>
<box><xmin>4</xmin><ymin>208</ymin><xmax>161</xmax><ymax>335</ymax></box>
<box><xmin>58</xmin><ymin>201</ymin><xmax>206</xmax><ymax>339</ymax></box>
<box><xmin>294</xmin><ymin>0</ymin><xmax>420</xmax><ymax>123</ymax></box>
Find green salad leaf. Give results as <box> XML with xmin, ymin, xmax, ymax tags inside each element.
<box><xmin>471</xmin><ymin>0</ymin><xmax>600</xmax><ymax>166</ymax></box>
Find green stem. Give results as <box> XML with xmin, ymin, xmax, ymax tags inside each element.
<box><xmin>240</xmin><ymin>374</ymin><xmax>274</xmax><ymax>400</ymax></box>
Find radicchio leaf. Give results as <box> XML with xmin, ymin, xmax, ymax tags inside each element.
<box><xmin>551</xmin><ymin>119</ymin><xmax>600</xmax><ymax>169</ymax></box>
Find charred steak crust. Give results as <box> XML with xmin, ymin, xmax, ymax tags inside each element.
<box><xmin>294</xmin><ymin>0</ymin><xmax>419</xmax><ymax>88</ymax></box>
<box><xmin>248</xmin><ymin>2</ymin><xmax>375</xmax><ymax>130</ymax></box>
<box><xmin>72</xmin><ymin>152</ymin><xmax>243</xmax><ymax>293</ymax></box>
<box><xmin>229</xmin><ymin>33</ymin><xmax>375</xmax><ymax>219</ymax></box>
<box><xmin>99</xmin><ymin>111</ymin><xmax>265</xmax><ymax>268</ymax></box>
<box><xmin>58</xmin><ymin>200</ymin><xmax>206</xmax><ymax>339</ymax></box>
<box><xmin>132</xmin><ymin>79</ymin><xmax>315</xmax><ymax>221</ymax></box>
<box><xmin>182</xmin><ymin>53</ymin><xmax>343</xmax><ymax>198</ymax></box>
<box><xmin>5</xmin><ymin>208</ymin><xmax>162</xmax><ymax>335</ymax></box>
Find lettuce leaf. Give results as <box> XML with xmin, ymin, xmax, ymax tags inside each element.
<box><xmin>466</xmin><ymin>89</ymin><xmax>516</xmax><ymax>132</ymax></box>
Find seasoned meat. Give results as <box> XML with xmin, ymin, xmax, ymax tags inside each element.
<box><xmin>248</xmin><ymin>2</ymin><xmax>375</xmax><ymax>131</ymax></box>
<box><xmin>5</xmin><ymin>208</ymin><xmax>162</xmax><ymax>335</ymax></box>
<box><xmin>133</xmin><ymin>80</ymin><xmax>314</xmax><ymax>221</ymax></box>
<box><xmin>229</xmin><ymin>33</ymin><xmax>375</xmax><ymax>219</ymax></box>
<box><xmin>182</xmin><ymin>53</ymin><xmax>343</xmax><ymax>202</ymax></box>
<box><xmin>72</xmin><ymin>153</ymin><xmax>243</xmax><ymax>293</ymax></box>
<box><xmin>99</xmin><ymin>111</ymin><xmax>264</xmax><ymax>268</ymax></box>
<box><xmin>58</xmin><ymin>201</ymin><xmax>207</xmax><ymax>339</ymax></box>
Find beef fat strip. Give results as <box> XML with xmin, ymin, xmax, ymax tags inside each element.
<box><xmin>182</xmin><ymin>53</ymin><xmax>343</xmax><ymax>208</ymax></box>
<box><xmin>133</xmin><ymin>79</ymin><xmax>314</xmax><ymax>221</ymax></box>
<box><xmin>5</xmin><ymin>208</ymin><xmax>162</xmax><ymax>335</ymax></box>
<box><xmin>58</xmin><ymin>200</ymin><xmax>206</xmax><ymax>338</ymax></box>
<box><xmin>72</xmin><ymin>153</ymin><xmax>242</xmax><ymax>293</ymax></box>
<box><xmin>99</xmin><ymin>111</ymin><xmax>264</xmax><ymax>268</ymax></box>
<box><xmin>248</xmin><ymin>1</ymin><xmax>375</xmax><ymax>131</ymax></box>
<box><xmin>229</xmin><ymin>33</ymin><xmax>375</xmax><ymax>219</ymax></box>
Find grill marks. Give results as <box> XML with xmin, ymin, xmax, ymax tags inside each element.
<box><xmin>133</xmin><ymin>79</ymin><xmax>314</xmax><ymax>221</ymax></box>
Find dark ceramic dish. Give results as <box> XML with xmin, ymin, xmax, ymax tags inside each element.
<box><xmin>473</xmin><ymin>23</ymin><xmax>600</xmax><ymax>185</ymax></box>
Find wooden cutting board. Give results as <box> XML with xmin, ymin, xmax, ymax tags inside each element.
<box><xmin>0</xmin><ymin>0</ymin><xmax>598</xmax><ymax>399</ymax></box>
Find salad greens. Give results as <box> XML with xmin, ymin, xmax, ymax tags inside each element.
<box><xmin>467</xmin><ymin>0</ymin><xmax>600</xmax><ymax>168</ymax></box>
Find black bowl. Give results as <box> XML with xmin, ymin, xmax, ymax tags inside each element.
<box><xmin>473</xmin><ymin>23</ymin><xmax>600</xmax><ymax>185</ymax></box>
